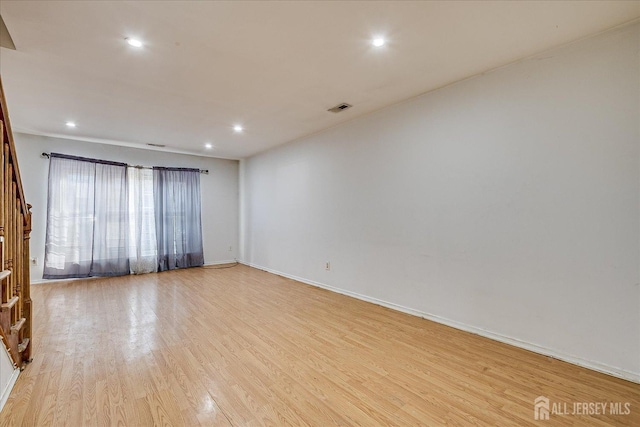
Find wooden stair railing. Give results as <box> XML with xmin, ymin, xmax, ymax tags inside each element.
<box><xmin>0</xmin><ymin>75</ymin><xmax>32</xmax><ymax>370</ymax></box>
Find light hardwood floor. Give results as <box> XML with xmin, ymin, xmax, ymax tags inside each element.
<box><xmin>1</xmin><ymin>264</ymin><xmax>638</xmax><ymax>426</ymax></box>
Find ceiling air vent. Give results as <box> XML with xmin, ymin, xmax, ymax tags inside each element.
<box><xmin>147</xmin><ymin>143</ymin><xmax>166</xmax><ymax>148</ymax></box>
<box><xmin>327</xmin><ymin>103</ymin><xmax>352</xmax><ymax>113</ymax></box>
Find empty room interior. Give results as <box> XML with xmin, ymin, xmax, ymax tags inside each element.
<box><xmin>0</xmin><ymin>1</ymin><xmax>639</xmax><ymax>425</ymax></box>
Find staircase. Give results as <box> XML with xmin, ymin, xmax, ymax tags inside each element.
<box><xmin>0</xmin><ymin>75</ymin><xmax>32</xmax><ymax>371</ymax></box>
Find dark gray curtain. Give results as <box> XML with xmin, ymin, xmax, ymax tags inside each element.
<box><xmin>43</xmin><ymin>153</ymin><xmax>129</xmax><ymax>279</ymax></box>
<box><xmin>153</xmin><ymin>167</ymin><xmax>204</xmax><ymax>271</ymax></box>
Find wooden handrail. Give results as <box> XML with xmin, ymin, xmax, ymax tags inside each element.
<box><xmin>0</xmin><ymin>74</ymin><xmax>32</xmax><ymax>369</ymax></box>
<box><xmin>0</xmin><ymin>76</ymin><xmax>27</xmax><ymax>217</ymax></box>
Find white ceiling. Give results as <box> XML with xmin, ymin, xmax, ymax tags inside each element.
<box><xmin>0</xmin><ymin>1</ymin><xmax>638</xmax><ymax>159</ymax></box>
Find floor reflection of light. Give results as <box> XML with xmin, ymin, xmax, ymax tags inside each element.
<box><xmin>123</xmin><ymin>278</ymin><xmax>159</xmax><ymax>361</ymax></box>
<box><xmin>201</xmin><ymin>394</ymin><xmax>216</xmax><ymax>413</ymax></box>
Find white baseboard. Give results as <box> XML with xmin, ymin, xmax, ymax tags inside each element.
<box><xmin>240</xmin><ymin>260</ymin><xmax>640</xmax><ymax>384</ymax></box>
<box><xmin>203</xmin><ymin>259</ymin><xmax>238</xmax><ymax>266</ymax></box>
<box><xmin>0</xmin><ymin>366</ymin><xmax>19</xmax><ymax>413</ymax></box>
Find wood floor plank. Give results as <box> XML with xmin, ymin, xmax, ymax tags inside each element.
<box><xmin>0</xmin><ymin>264</ymin><xmax>638</xmax><ymax>426</ymax></box>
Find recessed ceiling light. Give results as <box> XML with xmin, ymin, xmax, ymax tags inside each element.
<box><xmin>372</xmin><ymin>37</ymin><xmax>385</xmax><ymax>47</ymax></box>
<box><xmin>126</xmin><ymin>37</ymin><xmax>143</xmax><ymax>48</ymax></box>
<box><xmin>65</xmin><ymin>121</ymin><xmax>76</xmax><ymax>128</ymax></box>
<box><xmin>205</xmin><ymin>143</ymin><xmax>213</xmax><ymax>149</ymax></box>
<box><xmin>233</xmin><ymin>125</ymin><xmax>243</xmax><ymax>133</ymax></box>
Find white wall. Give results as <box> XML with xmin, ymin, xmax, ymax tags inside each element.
<box><xmin>15</xmin><ymin>133</ymin><xmax>239</xmax><ymax>281</ymax></box>
<box><xmin>0</xmin><ymin>344</ymin><xmax>18</xmax><ymax>412</ymax></box>
<box><xmin>241</xmin><ymin>23</ymin><xmax>640</xmax><ymax>381</ymax></box>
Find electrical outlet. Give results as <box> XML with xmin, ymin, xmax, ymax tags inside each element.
<box><xmin>325</xmin><ymin>261</ymin><xmax>330</xmax><ymax>271</ymax></box>
<box><xmin>229</xmin><ymin>246</ymin><xmax>233</xmax><ymax>252</ymax></box>
<box><xmin>30</xmin><ymin>257</ymin><xmax>38</xmax><ymax>266</ymax></box>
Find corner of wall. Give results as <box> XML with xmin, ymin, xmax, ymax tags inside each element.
<box><xmin>238</xmin><ymin>158</ymin><xmax>247</xmax><ymax>262</ymax></box>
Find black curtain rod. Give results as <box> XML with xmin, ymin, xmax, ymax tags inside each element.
<box><xmin>41</xmin><ymin>152</ymin><xmax>209</xmax><ymax>174</ymax></box>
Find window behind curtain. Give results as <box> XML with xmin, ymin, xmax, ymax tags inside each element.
<box><xmin>128</xmin><ymin>167</ymin><xmax>157</xmax><ymax>274</ymax></box>
<box><xmin>44</xmin><ymin>155</ymin><xmax>205</xmax><ymax>279</ymax></box>
<box><xmin>43</xmin><ymin>154</ymin><xmax>129</xmax><ymax>279</ymax></box>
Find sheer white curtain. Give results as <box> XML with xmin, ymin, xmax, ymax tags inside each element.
<box><xmin>128</xmin><ymin>167</ymin><xmax>158</xmax><ymax>274</ymax></box>
<box><xmin>43</xmin><ymin>154</ymin><xmax>129</xmax><ymax>278</ymax></box>
<box><xmin>43</xmin><ymin>156</ymin><xmax>94</xmax><ymax>277</ymax></box>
